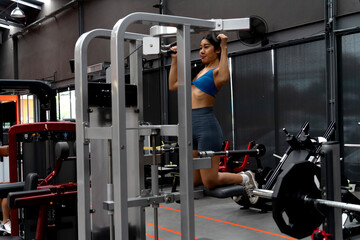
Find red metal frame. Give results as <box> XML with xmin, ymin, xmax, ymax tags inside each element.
<box><xmin>39</xmin><ymin>157</ymin><xmax>63</xmax><ymax>186</ymax></box>
<box><xmin>7</xmin><ymin>122</ymin><xmax>75</xmax><ymax>237</ymax></box>
<box><xmin>11</xmin><ymin>187</ymin><xmax>77</xmax><ymax>240</ymax></box>
<box><xmin>233</xmin><ymin>141</ymin><xmax>253</xmax><ymax>172</ymax></box>
<box><xmin>219</xmin><ymin>141</ymin><xmax>231</xmax><ymax>172</ymax></box>
<box><xmin>311</xmin><ymin>228</ymin><xmax>333</xmax><ymax>240</ymax></box>
<box><xmin>12</xmin><ymin>189</ymin><xmax>77</xmax><ymax>207</ymax></box>
<box><xmin>219</xmin><ymin>141</ymin><xmax>253</xmax><ymax>173</ymax></box>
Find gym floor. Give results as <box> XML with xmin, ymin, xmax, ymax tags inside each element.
<box><xmin>145</xmin><ymin>194</ymin><xmax>312</xmax><ymax>240</ymax></box>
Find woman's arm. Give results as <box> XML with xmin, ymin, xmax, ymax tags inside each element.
<box><xmin>0</xmin><ymin>146</ymin><xmax>9</xmax><ymax>157</ymax></box>
<box><xmin>214</xmin><ymin>34</ymin><xmax>230</xmax><ymax>88</ymax></box>
<box><xmin>168</xmin><ymin>46</ymin><xmax>178</xmax><ymax>91</ymax></box>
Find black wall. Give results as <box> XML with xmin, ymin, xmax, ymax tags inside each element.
<box><xmin>340</xmin><ymin>33</ymin><xmax>360</xmax><ymax>181</ymax></box>
<box><xmin>1</xmin><ymin>0</ymin><xmax>360</xmax><ymax>181</ymax></box>
<box><xmin>1</xmin><ymin>0</ymin><xmax>360</xmax><ymax>82</ymax></box>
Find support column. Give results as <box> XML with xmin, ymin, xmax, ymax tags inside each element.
<box><xmin>12</xmin><ymin>36</ymin><xmax>18</xmax><ymax>79</ymax></box>
<box><xmin>325</xmin><ymin>0</ymin><xmax>338</xmax><ymax>127</ymax></box>
<box><xmin>177</xmin><ymin>24</ymin><xmax>195</xmax><ymax>240</ymax></box>
<box><xmin>321</xmin><ymin>142</ymin><xmax>342</xmax><ymax>239</ymax></box>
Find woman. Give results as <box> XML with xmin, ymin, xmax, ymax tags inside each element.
<box><xmin>168</xmin><ymin>33</ymin><xmax>258</xmax><ymax>204</ymax></box>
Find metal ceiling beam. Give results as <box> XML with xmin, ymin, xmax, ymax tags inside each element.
<box><xmin>0</xmin><ymin>2</ymin><xmax>16</xmax><ymax>18</ymax></box>
<box><xmin>10</xmin><ymin>0</ymin><xmax>42</xmax><ymax>10</ymax></box>
<box><xmin>0</xmin><ymin>18</ymin><xmax>24</xmax><ymax>28</ymax></box>
<box><xmin>0</xmin><ymin>23</ymin><xmax>11</xmax><ymax>29</ymax></box>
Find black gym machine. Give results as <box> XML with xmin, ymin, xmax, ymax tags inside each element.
<box><xmin>0</xmin><ymin>122</ymin><xmax>77</xmax><ymax>240</ymax></box>
<box><xmin>0</xmin><ymin>80</ymin><xmax>57</xmax><ymax>122</ymax></box>
<box><xmin>196</xmin><ymin>121</ymin><xmax>360</xmax><ymax>239</ymax></box>
<box><xmin>252</xmin><ymin>141</ymin><xmax>360</xmax><ymax>240</ymax></box>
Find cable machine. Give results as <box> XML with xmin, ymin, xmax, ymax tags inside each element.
<box><xmin>74</xmin><ymin>12</ymin><xmax>251</xmax><ymax>240</ymax></box>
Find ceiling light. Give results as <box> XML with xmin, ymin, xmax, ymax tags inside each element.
<box><xmin>10</xmin><ymin>1</ymin><xmax>26</xmax><ymax>18</ymax></box>
<box><xmin>11</xmin><ymin>6</ymin><xmax>25</xmax><ymax>18</ymax></box>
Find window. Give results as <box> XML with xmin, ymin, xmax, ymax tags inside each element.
<box><xmin>20</xmin><ymin>95</ymin><xmax>34</xmax><ymax>124</ymax></box>
<box><xmin>57</xmin><ymin>89</ymin><xmax>76</xmax><ymax>120</ymax></box>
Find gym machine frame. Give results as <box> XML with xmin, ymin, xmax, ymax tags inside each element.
<box><xmin>7</xmin><ymin>122</ymin><xmax>76</xmax><ymax>238</ymax></box>
<box><xmin>75</xmin><ymin>12</ymin><xmax>249</xmax><ymax>240</ymax></box>
<box><xmin>252</xmin><ymin>142</ymin><xmax>357</xmax><ymax>239</ymax></box>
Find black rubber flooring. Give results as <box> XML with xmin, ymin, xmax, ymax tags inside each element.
<box><xmin>145</xmin><ymin>196</ymin><xmax>312</xmax><ymax>240</ymax></box>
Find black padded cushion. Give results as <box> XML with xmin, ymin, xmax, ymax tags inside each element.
<box><xmin>0</xmin><ymin>173</ymin><xmax>38</xmax><ymax>199</ymax></box>
<box><xmin>8</xmin><ymin>189</ymin><xmax>51</xmax><ymax>209</ymax></box>
<box><xmin>204</xmin><ymin>185</ymin><xmax>245</xmax><ymax>198</ymax></box>
<box><xmin>0</xmin><ymin>182</ymin><xmax>25</xmax><ymax>198</ymax></box>
<box><xmin>55</xmin><ymin>142</ymin><xmax>69</xmax><ymax>159</ymax></box>
<box><xmin>23</xmin><ymin>173</ymin><xmax>38</xmax><ymax>191</ymax></box>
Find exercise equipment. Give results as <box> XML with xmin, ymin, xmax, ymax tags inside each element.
<box><xmin>219</xmin><ymin>141</ymin><xmax>253</xmax><ymax>173</ymax></box>
<box><xmin>160</xmin><ymin>41</ymin><xmax>177</xmax><ymax>55</ymax></box>
<box><xmin>198</xmin><ymin>143</ymin><xmax>266</xmax><ymax>158</ymax></box>
<box><xmin>254</xmin><ymin>161</ymin><xmax>324</xmax><ymax>239</ymax></box>
<box><xmin>7</xmin><ymin>122</ymin><xmax>76</xmax><ymax>239</ymax></box>
<box><xmin>264</xmin><ymin>121</ymin><xmax>335</xmax><ymax>190</ymax></box>
<box><xmin>194</xmin><ymin>142</ymin><xmax>270</xmax><ymax>211</ymax></box>
<box><xmin>0</xmin><ymin>141</ymin><xmax>77</xmax><ymax>240</ymax></box>
<box><xmin>0</xmin><ymin>80</ymin><xmax>57</xmax><ymax>122</ymax></box>
<box><xmin>162</xmin><ymin>32</ymin><xmax>224</xmax><ymax>56</ymax></box>
<box><xmin>75</xmin><ymin>12</ymin><xmax>252</xmax><ymax>240</ymax></box>
<box><xmin>252</xmin><ymin>144</ymin><xmax>360</xmax><ymax>239</ymax></box>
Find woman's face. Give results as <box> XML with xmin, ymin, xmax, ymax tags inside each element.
<box><xmin>199</xmin><ymin>39</ymin><xmax>220</xmax><ymax>64</ymax></box>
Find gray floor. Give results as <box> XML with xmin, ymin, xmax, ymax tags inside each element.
<box><xmin>145</xmin><ymin>196</ymin><xmax>311</xmax><ymax>240</ymax></box>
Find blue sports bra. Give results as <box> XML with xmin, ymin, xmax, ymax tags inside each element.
<box><xmin>192</xmin><ymin>68</ymin><xmax>218</xmax><ymax>97</ymax></box>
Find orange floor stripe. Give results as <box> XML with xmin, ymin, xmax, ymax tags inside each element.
<box><xmin>146</xmin><ymin>233</ymin><xmax>164</xmax><ymax>240</ymax></box>
<box><xmin>159</xmin><ymin>205</ymin><xmax>298</xmax><ymax>240</ymax></box>
<box><xmin>147</xmin><ymin>222</ymin><xmax>182</xmax><ymax>236</ymax></box>
<box><xmin>146</xmin><ymin>222</ymin><xmax>198</xmax><ymax>239</ymax></box>
<box><xmin>160</xmin><ymin>205</ymin><xmax>181</xmax><ymax>212</ymax></box>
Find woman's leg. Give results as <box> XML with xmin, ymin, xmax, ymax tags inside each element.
<box><xmin>193</xmin><ymin>150</ymin><xmax>203</xmax><ymax>186</ymax></box>
<box><xmin>1</xmin><ymin>198</ymin><xmax>9</xmax><ymax>223</ymax></box>
<box><xmin>192</xmin><ymin>108</ymin><xmax>248</xmax><ymax>189</ymax></box>
<box><xmin>198</xmin><ymin>155</ymin><xmax>244</xmax><ymax>189</ymax></box>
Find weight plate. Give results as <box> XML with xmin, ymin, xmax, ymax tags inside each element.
<box><xmin>272</xmin><ymin>161</ymin><xmax>324</xmax><ymax>239</ymax></box>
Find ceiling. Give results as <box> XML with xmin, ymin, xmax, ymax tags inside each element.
<box><xmin>0</xmin><ymin>0</ymin><xmax>44</xmax><ymax>31</ymax></box>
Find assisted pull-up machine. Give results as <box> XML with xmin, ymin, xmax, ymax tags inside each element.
<box><xmin>75</xmin><ymin>12</ymin><xmax>250</xmax><ymax>240</ymax></box>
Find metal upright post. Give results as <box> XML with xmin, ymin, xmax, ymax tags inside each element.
<box><xmin>176</xmin><ymin>24</ymin><xmax>195</xmax><ymax>240</ymax></box>
<box><xmin>128</xmin><ymin>39</ymin><xmax>146</xmax><ymax>240</ymax></box>
<box><xmin>321</xmin><ymin>142</ymin><xmax>342</xmax><ymax>239</ymax></box>
<box><xmin>74</xmin><ymin>29</ymin><xmax>112</xmax><ymax>240</ymax></box>
<box><xmin>111</xmin><ymin>25</ymin><xmax>129</xmax><ymax>240</ymax></box>
<box><xmin>325</xmin><ymin>0</ymin><xmax>338</xmax><ymax>126</ymax></box>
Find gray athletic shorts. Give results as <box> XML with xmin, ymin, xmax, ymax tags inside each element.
<box><xmin>192</xmin><ymin>107</ymin><xmax>223</xmax><ymax>151</ymax></box>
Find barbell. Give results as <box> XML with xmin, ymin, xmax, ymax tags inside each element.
<box><xmin>198</xmin><ymin>144</ymin><xmax>266</xmax><ymax>158</ymax></box>
<box><xmin>251</xmin><ymin>161</ymin><xmax>360</xmax><ymax>239</ymax></box>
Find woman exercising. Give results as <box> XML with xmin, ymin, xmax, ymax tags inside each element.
<box><xmin>168</xmin><ymin>33</ymin><xmax>258</xmax><ymax>204</ymax></box>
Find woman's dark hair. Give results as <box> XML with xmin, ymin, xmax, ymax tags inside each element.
<box><xmin>202</xmin><ymin>33</ymin><xmax>221</xmax><ymax>51</ymax></box>
<box><xmin>202</xmin><ymin>33</ymin><xmax>221</xmax><ymax>58</ymax></box>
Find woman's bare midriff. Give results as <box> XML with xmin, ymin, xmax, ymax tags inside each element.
<box><xmin>191</xmin><ymin>85</ymin><xmax>215</xmax><ymax>109</ymax></box>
